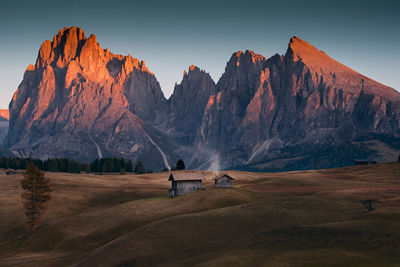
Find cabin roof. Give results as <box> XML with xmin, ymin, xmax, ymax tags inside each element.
<box><xmin>169</xmin><ymin>171</ymin><xmax>204</xmax><ymax>181</ymax></box>
<box><xmin>212</xmin><ymin>174</ymin><xmax>234</xmax><ymax>180</ymax></box>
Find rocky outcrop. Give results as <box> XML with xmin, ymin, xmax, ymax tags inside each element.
<box><xmin>0</xmin><ymin>109</ymin><xmax>9</xmax><ymax>144</ymax></box>
<box><xmin>0</xmin><ymin>109</ymin><xmax>9</xmax><ymax>121</ymax></box>
<box><xmin>166</xmin><ymin>65</ymin><xmax>216</xmax><ymax>145</ymax></box>
<box><xmin>195</xmin><ymin>37</ymin><xmax>400</xmax><ymax>170</ymax></box>
<box><xmin>3</xmin><ymin>27</ymin><xmax>174</xmax><ymax>169</ymax></box>
<box><xmin>4</xmin><ymin>28</ymin><xmax>400</xmax><ymax>171</ymax></box>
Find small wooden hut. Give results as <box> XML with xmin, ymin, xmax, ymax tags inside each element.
<box><xmin>168</xmin><ymin>172</ymin><xmax>204</xmax><ymax>197</ymax></box>
<box><xmin>213</xmin><ymin>174</ymin><xmax>234</xmax><ymax>188</ymax></box>
<box><xmin>6</xmin><ymin>169</ymin><xmax>17</xmax><ymax>175</ymax></box>
<box><xmin>354</xmin><ymin>159</ymin><xmax>369</xmax><ymax>165</ymax></box>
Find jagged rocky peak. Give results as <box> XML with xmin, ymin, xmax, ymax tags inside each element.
<box><xmin>33</xmin><ymin>26</ymin><xmax>155</xmax><ymax>80</ymax></box>
<box><xmin>285</xmin><ymin>36</ymin><xmax>399</xmax><ymax>100</ymax></box>
<box><xmin>0</xmin><ymin>109</ymin><xmax>9</xmax><ymax>121</ymax></box>
<box><xmin>167</xmin><ymin>65</ymin><xmax>216</xmax><ymax>141</ymax></box>
<box><xmin>4</xmin><ymin>26</ymin><xmax>169</xmax><ymax>168</ymax></box>
<box><xmin>196</xmin><ymin>36</ymin><xmax>400</xmax><ymax>170</ymax></box>
<box><xmin>218</xmin><ymin>50</ymin><xmax>267</xmax><ymax>92</ymax></box>
<box><xmin>0</xmin><ymin>109</ymin><xmax>9</xmax><ymax>144</ymax></box>
<box><xmin>183</xmin><ymin>65</ymin><xmax>207</xmax><ymax>76</ymax></box>
<box><xmin>232</xmin><ymin>50</ymin><xmax>265</xmax><ymax>61</ymax></box>
<box><xmin>216</xmin><ymin>49</ymin><xmax>266</xmax><ymax>99</ymax></box>
<box><xmin>182</xmin><ymin>65</ymin><xmax>215</xmax><ymax>90</ymax></box>
<box><xmin>189</xmin><ymin>64</ymin><xmax>199</xmax><ymax>72</ymax></box>
<box><xmin>287</xmin><ymin>36</ymin><xmax>322</xmax><ymax>59</ymax></box>
<box><xmin>227</xmin><ymin>50</ymin><xmax>265</xmax><ymax>68</ymax></box>
<box><xmin>170</xmin><ymin>64</ymin><xmax>216</xmax><ymax>104</ymax></box>
<box><xmin>182</xmin><ymin>65</ymin><xmax>211</xmax><ymax>80</ymax></box>
<box><xmin>285</xmin><ymin>35</ymin><xmax>356</xmax><ymax>76</ymax></box>
<box><xmin>4</xmin><ymin>28</ymin><xmax>400</xmax><ymax>171</ymax></box>
<box><xmin>36</xmin><ymin>26</ymin><xmax>86</xmax><ymax>69</ymax></box>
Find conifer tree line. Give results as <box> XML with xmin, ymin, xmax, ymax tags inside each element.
<box><xmin>0</xmin><ymin>157</ymin><xmax>187</xmax><ymax>173</ymax></box>
<box><xmin>0</xmin><ymin>157</ymin><xmax>134</xmax><ymax>173</ymax></box>
<box><xmin>89</xmin><ymin>158</ymin><xmax>134</xmax><ymax>173</ymax></box>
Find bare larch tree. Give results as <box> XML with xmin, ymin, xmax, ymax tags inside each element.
<box><xmin>20</xmin><ymin>163</ymin><xmax>51</xmax><ymax>234</ymax></box>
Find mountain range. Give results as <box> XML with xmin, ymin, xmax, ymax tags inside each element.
<box><xmin>2</xmin><ymin>27</ymin><xmax>400</xmax><ymax>171</ymax></box>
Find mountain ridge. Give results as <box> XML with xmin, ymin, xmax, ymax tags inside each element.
<box><xmin>286</xmin><ymin>36</ymin><xmax>399</xmax><ymax>100</ymax></box>
<box><xmin>3</xmin><ymin>26</ymin><xmax>400</xmax><ymax>171</ymax></box>
<box><xmin>3</xmin><ymin>27</ymin><xmax>173</xmax><ymax>169</ymax></box>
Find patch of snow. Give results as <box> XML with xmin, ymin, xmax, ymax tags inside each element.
<box><xmin>145</xmin><ymin>132</ymin><xmax>171</xmax><ymax>170</ymax></box>
<box><xmin>246</xmin><ymin>136</ymin><xmax>284</xmax><ymax>165</ymax></box>
<box><xmin>246</xmin><ymin>139</ymin><xmax>274</xmax><ymax>165</ymax></box>
<box><xmin>89</xmin><ymin>135</ymin><xmax>103</xmax><ymax>158</ymax></box>
<box><xmin>11</xmin><ymin>150</ymin><xmax>21</xmax><ymax>157</ymax></box>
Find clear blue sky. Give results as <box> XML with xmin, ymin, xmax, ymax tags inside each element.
<box><xmin>0</xmin><ymin>0</ymin><xmax>399</xmax><ymax>109</ymax></box>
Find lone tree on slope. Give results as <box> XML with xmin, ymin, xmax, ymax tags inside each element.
<box><xmin>134</xmin><ymin>161</ymin><xmax>145</xmax><ymax>174</ymax></box>
<box><xmin>176</xmin><ymin>159</ymin><xmax>185</xmax><ymax>170</ymax></box>
<box><xmin>20</xmin><ymin>163</ymin><xmax>51</xmax><ymax>234</ymax></box>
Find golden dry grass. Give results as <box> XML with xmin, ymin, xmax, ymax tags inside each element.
<box><xmin>0</xmin><ymin>163</ymin><xmax>399</xmax><ymax>266</ymax></box>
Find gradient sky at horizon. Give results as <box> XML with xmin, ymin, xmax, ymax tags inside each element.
<box><xmin>0</xmin><ymin>0</ymin><xmax>399</xmax><ymax>109</ymax></box>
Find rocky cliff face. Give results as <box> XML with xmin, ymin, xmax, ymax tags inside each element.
<box><xmin>166</xmin><ymin>65</ymin><xmax>216</xmax><ymax>145</ymax></box>
<box><xmin>0</xmin><ymin>109</ymin><xmax>9</xmax><ymax>144</ymax></box>
<box><xmin>3</xmin><ymin>27</ymin><xmax>174</xmax><ymax>169</ymax></box>
<box><xmin>195</xmin><ymin>37</ymin><xmax>400</xmax><ymax>170</ymax></box>
<box><xmin>4</xmin><ymin>28</ymin><xmax>400</xmax><ymax>171</ymax></box>
<box><xmin>0</xmin><ymin>109</ymin><xmax>9</xmax><ymax>121</ymax></box>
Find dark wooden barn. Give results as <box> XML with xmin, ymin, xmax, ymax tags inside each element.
<box><xmin>213</xmin><ymin>174</ymin><xmax>234</xmax><ymax>188</ymax></box>
<box><xmin>354</xmin><ymin>159</ymin><xmax>370</xmax><ymax>165</ymax></box>
<box><xmin>168</xmin><ymin>172</ymin><xmax>204</xmax><ymax>197</ymax></box>
<box><xmin>5</xmin><ymin>169</ymin><xmax>17</xmax><ymax>175</ymax></box>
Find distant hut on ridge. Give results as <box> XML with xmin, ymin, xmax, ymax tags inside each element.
<box><xmin>354</xmin><ymin>159</ymin><xmax>370</xmax><ymax>165</ymax></box>
<box><xmin>213</xmin><ymin>174</ymin><xmax>234</xmax><ymax>188</ymax></box>
<box><xmin>6</xmin><ymin>169</ymin><xmax>17</xmax><ymax>175</ymax></box>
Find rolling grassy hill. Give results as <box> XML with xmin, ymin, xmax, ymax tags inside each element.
<box><xmin>0</xmin><ymin>163</ymin><xmax>400</xmax><ymax>266</ymax></box>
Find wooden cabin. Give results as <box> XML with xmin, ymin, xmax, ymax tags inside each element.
<box><xmin>5</xmin><ymin>169</ymin><xmax>17</xmax><ymax>175</ymax></box>
<box><xmin>168</xmin><ymin>172</ymin><xmax>204</xmax><ymax>197</ymax></box>
<box><xmin>354</xmin><ymin>159</ymin><xmax>370</xmax><ymax>165</ymax></box>
<box><xmin>213</xmin><ymin>174</ymin><xmax>234</xmax><ymax>188</ymax></box>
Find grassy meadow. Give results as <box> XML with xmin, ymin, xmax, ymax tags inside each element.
<box><xmin>0</xmin><ymin>163</ymin><xmax>400</xmax><ymax>266</ymax></box>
